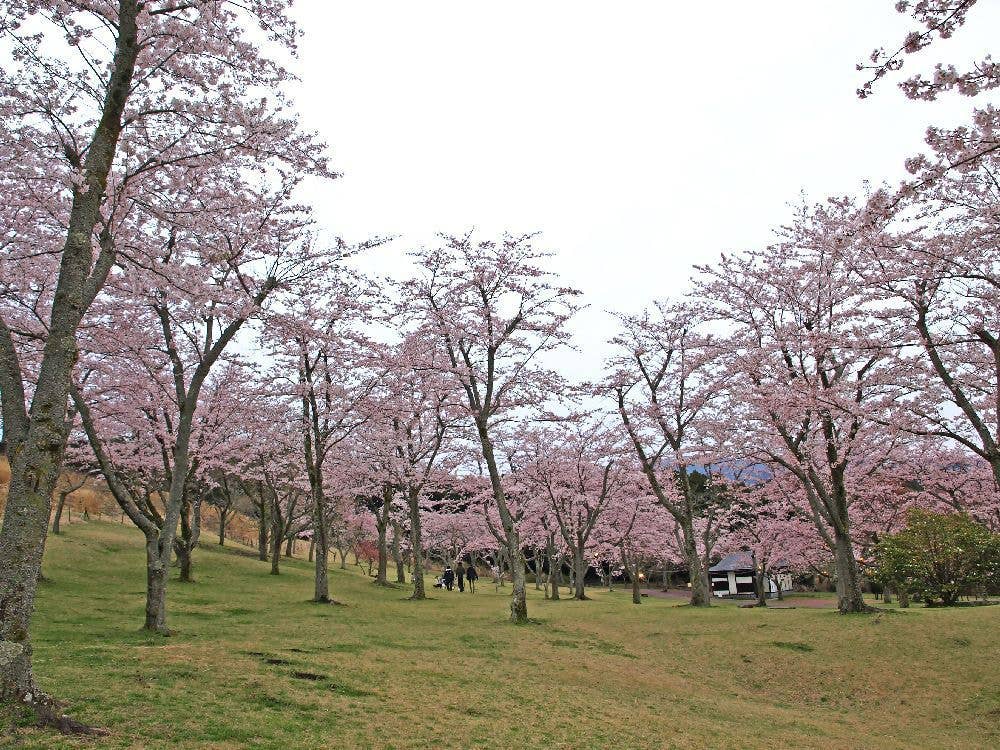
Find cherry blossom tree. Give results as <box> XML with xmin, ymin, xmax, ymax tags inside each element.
<box><xmin>406</xmin><ymin>232</ymin><xmax>581</xmax><ymax>622</ymax></box>
<box><xmin>0</xmin><ymin>0</ymin><xmax>329</xmax><ymax>718</ymax></box>
<box><xmin>591</xmin><ymin>484</ymin><xmax>670</xmax><ymax>604</ymax></box>
<box><xmin>265</xmin><ymin>260</ymin><xmax>382</xmax><ymax>604</ymax></box>
<box><xmin>719</xmin><ymin>475</ymin><xmax>827</xmax><ymax>606</ymax></box>
<box><xmin>695</xmin><ymin>199</ymin><xmax>903</xmax><ymax>613</ymax></box>
<box><xmin>518</xmin><ymin>421</ymin><xmax>628</xmax><ymax>600</ymax></box>
<box><xmin>859</xmin><ymin>1</ymin><xmax>992</xmax><ymax>100</ymax></box>
<box><xmin>606</xmin><ymin>301</ymin><xmax>730</xmax><ymax>607</ymax></box>
<box><xmin>861</xmin><ymin>148</ymin><xmax>1000</xmax><ymax>489</ymax></box>
<box><xmin>358</xmin><ymin>333</ymin><xmax>460</xmax><ymax>599</ymax></box>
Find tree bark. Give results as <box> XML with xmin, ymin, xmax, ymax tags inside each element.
<box><xmin>833</xmin><ymin>531</ymin><xmax>869</xmax><ymax>613</ymax></box>
<box><xmin>175</xmin><ymin>490</ymin><xmax>201</xmax><ymax>583</ymax></box>
<box><xmin>475</xmin><ymin>420</ymin><xmax>528</xmax><ymax>623</ymax></box>
<box><xmin>391</xmin><ymin>520</ymin><xmax>406</xmax><ymax>584</ymax></box>
<box><xmin>52</xmin><ymin>492</ymin><xmax>69</xmax><ymax>536</ymax></box>
<box><xmin>176</xmin><ymin>545</ymin><xmax>193</xmax><ymax>584</ymax></box>
<box><xmin>255</xmin><ymin>486</ymin><xmax>270</xmax><ymax>562</ymax></box>
<box><xmin>144</xmin><ymin>533</ymin><xmax>168</xmax><ymax>633</ymax></box>
<box><xmin>547</xmin><ymin>538</ymin><xmax>560</xmax><ymax>601</ymax></box>
<box><xmin>681</xmin><ymin>518</ymin><xmax>712</xmax><ymax>607</ymax></box>
<box><xmin>407</xmin><ymin>486</ymin><xmax>426</xmax><ymax>600</ymax></box>
<box><xmin>0</xmin><ymin>0</ymin><xmax>141</xmax><ymax>710</ymax></box>
<box><xmin>572</xmin><ymin>549</ymin><xmax>588</xmax><ymax>600</ymax></box>
<box><xmin>375</xmin><ymin>485</ymin><xmax>391</xmax><ymax>585</ymax></box>
<box><xmin>270</xmin><ymin>519</ymin><xmax>282</xmax><ymax>576</ymax></box>
<box><xmin>217</xmin><ymin>507</ymin><xmax>228</xmax><ymax>546</ymax></box>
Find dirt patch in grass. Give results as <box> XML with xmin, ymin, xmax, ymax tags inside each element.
<box><xmin>292</xmin><ymin>671</ymin><xmax>327</xmax><ymax>681</ymax></box>
<box><xmin>771</xmin><ymin>640</ymin><xmax>815</xmax><ymax>653</ymax></box>
<box><xmin>330</xmin><ymin>683</ymin><xmax>375</xmax><ymax>698</ymax></box>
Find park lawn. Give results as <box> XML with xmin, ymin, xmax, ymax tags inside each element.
<box><xmin>6</xmin><ymin>521</ymin><xmax>999</xmax><ymax>749</ymax></box>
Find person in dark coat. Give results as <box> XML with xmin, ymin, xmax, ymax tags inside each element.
<box><xmin>442</xmin><ymin>566</ymin><xmax>455</xmax><ymax>591</ymax></box>
<box><xmin>455</xmin><ymin>562</ymin><xmax>466</xmax><ymax>592</ymax></box>
<box><xmin>465</xmin><ymin>563</ymin><xmax>478</xmax><ymax>594</ymax></box>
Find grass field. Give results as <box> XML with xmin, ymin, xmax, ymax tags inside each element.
<box><xmin>5</xmin><ymin>520</ymin><xmax>999</xmax><ymax>749</ymax></box>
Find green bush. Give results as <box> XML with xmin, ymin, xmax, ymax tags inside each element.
<box><xmin>873</xmin><ymin>510</ymin><xmax>1000</xmax><ymax>606</ymax></box>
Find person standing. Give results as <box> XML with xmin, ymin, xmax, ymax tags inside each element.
<box><xmin>465</xmin><ymin>563</ymin><xmax>478</xmax><ymax>594</ymax></box>
<box><xmin>456</xmin><ymin>562</ymin><xmax>466</xmax><ymax>592</ymax></box>
<box><xmin>443</xmin><ymin>566</ymin><xmax>455</xmax><ymax>591</ymax></box>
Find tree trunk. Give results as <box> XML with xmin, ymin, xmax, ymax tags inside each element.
<box><xmin>833</xmin><ymin>531</ymin><xmax>869</xmax><ymax>613</ymax></box>
<box><xmin>375</xmin><ymin>488</ymin><xmax>390</xmax><ymax>585</ymax></box>
<box><xmin>313</xmin><ymin>530</ymin><xmax>330</xmax><ymax>603</ymax></box>
<box><xmin>573</xmin><ymin>549</ymin><xmax>588</xmax><ymax>600</ymax></box>
<box><xmin>270</xmin><ymin>528</ymin><xmax>282</xmax><ymax>576</ymax></box>
<box><xmin>754</xmin><ymin>569</ymin><xmax>767</xmax><ymax>608</ymax></box>
<box><xmin>257</xmin><ymin>507</ymin><xmax>268</xmax><ymax>562</ymax></box>
<box><xmin>144</xmin><ymin>534</ymin><xmax>169</xmax><ymax>634</ymax></box>
<box><xmin>285</xmin><ymin>536</ymin><xmax>294</xmax><ymax>558</ymax></box>
<box><xmin>391</xmin><ymin>520</ymin><xmax>406</xmax><ymax>584</ymax></box>
<box><xmin>0</xmin><ymin>0</ymin><xmax>141</xmax><ymax>715</ymax></box>
<box><xmin>475</xmin><ymin>419</ymin><xmax>528</xmax><ymax>623</ymax></box>
<box><xmin>547</xmin><ymin>539</ymin><xmax>560</xmax><ymax>601</ymax></box>
<box><xmin>508</xmin><ymin>541</ymin><xmax>528</xmax><ymax>623</ymax></box>
<box><xmin>175</xmin><ymin>493</ymin><xmax>201</xmax><ymax>583</ymax></box>
<box><xmin>682</xmin><ymin>520</ymin><xmax>712</xmax><ymax>607</ymax></box>
<box><xmin>52</xmin><ymin>488</ymin><xmax>73</xmax><ymax>536</ymax></box>
<box><xmin>308</xmin><ymin>537</ymin><xmax>315</xmax><ymax>563</ymax></box>
<box><xmin>53</xmin><ymin>498</ymin><xmax>66</xmax><ymax>535</ymax></box>
<box><xmin>176</xmin><ymin>545</ymin><xmax>194</xmax><ymax>584</ymax></box>
<box><xmin>407</xmin><ymin>486</ymin><xmax>426</xmax><ymax>600</ymax></box>
<box><xmin>217</xmin><ymin>508</ymin><xmax>228</xmax><ymax>546</ymax></box>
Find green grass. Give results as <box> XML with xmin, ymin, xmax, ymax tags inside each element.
<box><xmin>6</xmin><ymin>521</ymin><xmax>1000</xmax><ymax>749</ymax></box>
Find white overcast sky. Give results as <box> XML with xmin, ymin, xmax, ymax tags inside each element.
<box><xmin>288</xmin><ymin>1</ymin><xmax>999</xmax><ymax>381</ymax></box>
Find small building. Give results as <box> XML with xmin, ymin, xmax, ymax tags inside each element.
<box><xmin>709</xmin><ymin>552</ymin><xmax>792</xmax><ymax>598</ymax></box>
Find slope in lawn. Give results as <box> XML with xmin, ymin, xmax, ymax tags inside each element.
<box><xmin>9</xmin><ymin>521</ymin><xmax>1000</xmax><ymax>749</ymax></box>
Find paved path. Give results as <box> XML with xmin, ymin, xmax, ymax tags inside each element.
<box><xmin>640</xmin><ymin>588</ymin><xmax>838</xmax><ymax>608</ymax></box>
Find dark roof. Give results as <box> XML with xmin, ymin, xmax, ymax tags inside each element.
<box><xmin>709</xmin><ymin>552</ymin><xmax>791</xmax><ymax>573</ymax></box>
<box><xmin>709</xmin><ymin>552</ymin><xmax>754</xmax><ymax>573</ymax></box>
